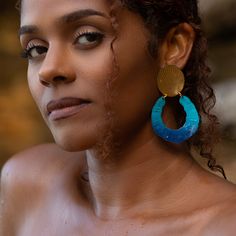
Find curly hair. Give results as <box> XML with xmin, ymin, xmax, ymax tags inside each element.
<box><xmin>114</xmin><ymin>0</ymin><xmax>225</xmax><ymax>178</ymax></box>
<box><xmin>16</xmin><ymin>0</ymin><xmax>226</xmax><ymax>178</ymax></box>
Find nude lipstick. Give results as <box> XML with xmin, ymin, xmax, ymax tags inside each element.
<box><xmin>47</xmin><ymin>97</ymin><xmax>91</xmax><ymax>121</ymax></box>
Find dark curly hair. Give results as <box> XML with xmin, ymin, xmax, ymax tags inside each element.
<box><xmin>108</xmin><ymin>0</ymin><xmax>226</xmax><ymax>178</ymax></box>
<box><xmin>16</xmin><ymin>0</ymin><xmax>226</xmax><ymax>178</ymax></box>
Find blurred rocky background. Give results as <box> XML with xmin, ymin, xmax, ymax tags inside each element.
<box><xmin>0</xmin><ymin>0</ymin><xmax>52</xmax><ymax>166</ymax></box>
<box><xmin>0</xmin><ymin>0</ymin><xmax>236</xmax><ymax>181</ymax></box>
<box><xmin>198</xmin><ymin>0</ymin><xmax>236</xmax><ymax>181</ymax></box>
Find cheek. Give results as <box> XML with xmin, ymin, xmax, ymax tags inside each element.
<box><xmin>27</xmin><ymin>65</ymin><xmax>43</xmax><ymax>108</ymax></box>
<box><xmin>110</xmin><ymin>39</ymin><xmax>159</xmax><ymax>134</ymax></box>
<box><xmin>72</xmin><ymin>40</ymin><xmax>114</xmax><ymax>87</ymax></box>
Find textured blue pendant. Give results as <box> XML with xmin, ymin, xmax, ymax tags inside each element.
<box><xmin>151</xmin><ymin>96</ymin><xmax>200</xmax><ymax>144</ymax></box>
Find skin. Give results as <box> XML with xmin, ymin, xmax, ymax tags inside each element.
<box><xmin>1</xmin><ymin>0</ymin><xmax>236</xmax><ymax>235</ymax></box>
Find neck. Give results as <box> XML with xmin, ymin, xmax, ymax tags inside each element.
<box><xmin>84</xmin><ymin>123</ymin><xmax>196</xmax><ymax>220</ymax></box>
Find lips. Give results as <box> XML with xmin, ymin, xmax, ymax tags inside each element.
<box><xmin>47</xmin><ymin>97</ymin><xmax>91</xmax><ymax>121</ymax></box>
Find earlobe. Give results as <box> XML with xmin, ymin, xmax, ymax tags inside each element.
<box><xmin>159</xmin><ymin>23</ymin><xmax>195</xmax><ymax>69</ymax></box>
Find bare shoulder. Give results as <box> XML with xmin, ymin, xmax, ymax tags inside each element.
<box><xmin>0</xmin><ymin>143</ymin><xmax>85</xmax><ymax>234</ymax></box>
<box><xmin>202</xmin><ymin>189</ymin><xmax>236</xmax><ymax>236</ymax></box>
<box><xmin>1</xmin><ymin>143</ymin><xmax>86</xmax><ymax>192</ymax></box>
<box><xmin>1</xmin><ymin>144</ymin><xmax>83</xmax><ymax>184</ymax></box>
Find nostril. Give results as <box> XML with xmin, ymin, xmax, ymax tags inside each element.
<box><xmin>38</xmin><ymin>69</ymin><xmax>76</xmax><ymax>86</ymax></box>
<box><xmin>53</xmin><ymin>76</ymin><xmax>67</xmax><ymax>83</ymax></box>
<box><xmin>40</xmin><ymin>79</ymin><xmax>51</xmax><ymax>87</ymax></box>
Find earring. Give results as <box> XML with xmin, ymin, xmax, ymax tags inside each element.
<box><xmin>151</xmin><ymin>65</ymin><xmax>200</xmax><ymax>144</ymax></box>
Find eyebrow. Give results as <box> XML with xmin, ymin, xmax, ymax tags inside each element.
<box><xmin>19</xmin><ymin>9</ymin><xmax>108</xmax><ymax>36</ymax></box>
<box><xmin>19</xmin><ymin>25</ymin><xmax>39</xmax><ymax>36</ymax></box>
<box><xmin>60</xmin><ymin>9</ymin><xmax>108</xmax><ymax>24</ymax></box>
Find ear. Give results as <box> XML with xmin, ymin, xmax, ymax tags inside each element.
<box><xmin>159</xmin><ymin>23</ymin><xmax>195</xmax><ymax>69</ymax></box>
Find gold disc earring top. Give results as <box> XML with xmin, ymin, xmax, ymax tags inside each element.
<box><xmin>157</xmin><ymin>65</ymin><xmax>185</xmax><ymax>97</ymax></box>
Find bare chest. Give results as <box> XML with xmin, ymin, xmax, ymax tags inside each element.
<box><xmin>17</xmin><ymin>205</ymin><xmax>213</xmax><ymax>236</ymax></box>
<box><xmin>14</xmin><ymin>173</ymin><xmax>232</xmax><ymax>236</ymax></box>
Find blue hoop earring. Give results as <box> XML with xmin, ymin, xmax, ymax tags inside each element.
<box><xmin>151</xmin><ymin>96</ymin><xmax>200</xmax><ymax>144</ymax></box>
<box><xmin>151</xmin><ymin>65</ymin><xmax>200</xmax><ymax>144</ymax></box>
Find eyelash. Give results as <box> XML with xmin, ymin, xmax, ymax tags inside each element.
<box><xmin>21</xmin><ymin>45</ymin><xmax>47</xmax><ymax>59</ymax></box>
<box><xmin>74</xmin><ymin>30</ymin><xmax>104</xmax><ymax>46</ymax></box>
<box><xmin>21</xmin><ymin>50</ymin><xmax>29</xmax><ymax>59</ymax></box>
<box><xmin>21</xmin><ymin>31</ymin><xmax>105</xmax><ymax>60</ymax></box>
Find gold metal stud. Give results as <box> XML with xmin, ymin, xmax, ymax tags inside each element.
<box><xmin>157</xmin><ymin>65</ymin><xmax>185</xmax><ymax>97</ymax></box>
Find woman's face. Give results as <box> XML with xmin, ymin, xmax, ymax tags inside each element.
<box><xmin>20</xmin><ymin>0</ymin><xmax>160</xmax><ymax>152</ymax></box>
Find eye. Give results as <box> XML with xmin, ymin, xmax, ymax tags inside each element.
<box><xmin>21</xmin><ymin>45</ymin><xmax>48</xmax><ymax>59</ymax></box>
<box><xmin>29</xmin><ymin>46</ymin><xmax>48</xmax><ymax>58</ymax></box>
<box><xmin>75</xmin><ymin>31</ymin><xmax>104</xmax><ymax>49</ymax></box>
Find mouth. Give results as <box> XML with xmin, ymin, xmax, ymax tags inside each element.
<box><xmin>47</xmin><ymin>97</ymin><xmax>91</xmax><ymax>121</ymax></box>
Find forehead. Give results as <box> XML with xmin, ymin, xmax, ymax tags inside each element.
<box><xmin>21</xmin><ymin>0</ymin><xmax>110</xmax><ymax>25</ymax></box>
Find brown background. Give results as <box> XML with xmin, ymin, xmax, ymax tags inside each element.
<box><xmin>0</xmin><ymin>0</ymin><xmax>52</xmax><ymax>165</ymax></box>
<box><xmin>0</xmin><ymin>1</ymin><xmax>236</xmax><ymax>181</ymax></box>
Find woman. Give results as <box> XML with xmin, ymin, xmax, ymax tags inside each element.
<box><xmin>1</xmin><ymin>0</ymin><xmax>236</xmax><ymax>235</ymax></box>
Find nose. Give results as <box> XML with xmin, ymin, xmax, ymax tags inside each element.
<box><xmin>38</xmin><ymin>46</ymin><xmax>76</xmax><ymax>87</ymax></box>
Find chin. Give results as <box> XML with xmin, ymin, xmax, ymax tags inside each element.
<box><xmin>55</xmin><ymin>136</ymin><xmax>97</xmax><ymax>152</ymax></box>
<box><xmin>47</xmin><ymin>114</ymin><xmax>115</xmax><ymax>154</ymax></box>
<box><xmin>50</xmin><ymin>128</ymin><xmax>98</xmax><ymax>152</ymax></box>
